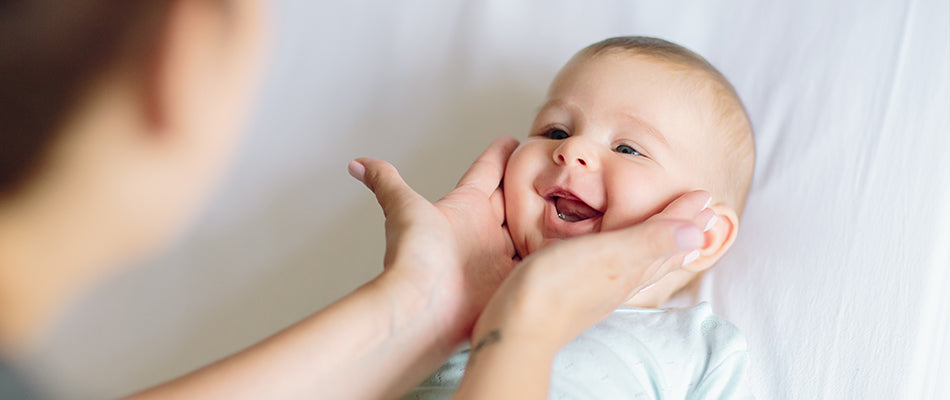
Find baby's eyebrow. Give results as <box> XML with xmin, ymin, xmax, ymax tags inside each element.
<box><xmin>536</xmin><ymin>98</ymin><xmax>567</xmax><ymax>114</ymax></box>
<box><xmin>618</xmin><ymin>112</ymin><xmax>670</xmax><ymax>149</ymax></box>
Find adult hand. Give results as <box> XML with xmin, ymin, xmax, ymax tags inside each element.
<box><xmin>349</xmin><ymin>136</ymin><xmax>521</xmax><ymax>350</ymax></box>
<box><xmin>472</xmin><ymin>190</ymin><xmax>712</xmax><ymax>357</ymax></box>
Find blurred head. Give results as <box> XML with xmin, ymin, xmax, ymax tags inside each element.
<box><xmin>0</xmin><ymin>0</ymin><xmax>266</xmax><ymax>262</ymax></box>
<box><xmin>504</xmin><ymin>37</ymin><xmax>755</xmax><ymax>306</ymax></box>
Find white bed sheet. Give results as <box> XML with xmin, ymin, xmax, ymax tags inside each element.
<box><xmin>33</xmin><ymin>1</ymin><xmax>950</xmax><ymax>398</ymax></box>
<box><xmin>688</xmin><ymin>1</ymin><xmax>950</xmax><ymax>398</ymax></box>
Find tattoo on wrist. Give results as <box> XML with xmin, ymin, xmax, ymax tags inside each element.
<box><xmin>469</xmin><ymin>330</ymin><xmax>502</xmax><ymax>365</ymax></box>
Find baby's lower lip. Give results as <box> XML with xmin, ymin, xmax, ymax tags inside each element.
<box><xmin>554</xmin><ymin>197</ymin><xmax>602</xmax><ymax>222</ymax></box>
<box><xmin>542</xmin><ymin>199</ymin><xmax>602</xmax><ymax>239</ymax></box>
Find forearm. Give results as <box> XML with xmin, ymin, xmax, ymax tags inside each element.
<box><xmin>453</xmin><ymin>328</ymin><xmax>556</xmax><ymax>400</ymax></box>
<box><xmin>128</xmin><ymin>268</ymin><xmax>459</xmax><ymax>400</ymax></box>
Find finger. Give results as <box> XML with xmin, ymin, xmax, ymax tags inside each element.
<box><xmin>628</xmin><ymin>257</ymin><xmax>671</xmax><ymax>300</ymax></box>
<box><xmin>490</xmin><ymin>186</ymin><xmax>506</xmax><ymax>223</ymax></box>
<box><xmin>696</xmin><ymin>207</ymin><xmax>717</xmax><ymax>232</ymax></box>
<box><xmin>350</xmin><ymin>158</ymin><xmax>423</xmax><ymax>218</ymax></box>
<box><xmin>657</xmin><ymin>190</ymin><xmax>712</xmax><ymax>220</ymax></box>
<box><xmin>609</xmin><ymin>218</ymin><xmax>705</xmax><ymax>259</ymax></box>
<box><xmin>626</xmin><ymin>226</ymin><xmax>700</xmax><ymax>301</ymax></box>
<box><xmin>455</xmin><ymin>136</ymin><xmax>520</xmax><ymax>195</ymax></box>
<box><xmin>646</xmin><ymin>257</ymin><xmax>678</xmax><ymax>285</ymax></box>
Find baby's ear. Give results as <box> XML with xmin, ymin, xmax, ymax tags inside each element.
<box><xmin>681</xmin><ymin>204</ymin><xmax>739</xmax><ymax>273</ymax></box>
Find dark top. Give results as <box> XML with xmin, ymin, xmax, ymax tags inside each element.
<box><xmin>0</xmin><ymin>360</ymin><xmax>42</xmax><ymax>399</ymax></box>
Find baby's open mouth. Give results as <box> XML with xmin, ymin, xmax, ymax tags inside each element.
<box><xmin>554</xmin><ymin>196</ymin><xmax>603</xmax><ymax>222</ymax></box>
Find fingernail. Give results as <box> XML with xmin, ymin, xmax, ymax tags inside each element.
<box><xmin>674</xmin><ymin>225</ymin><xmax>704</xmax><ymax>250</ymax></box>
<box><xmin>703</xmin><ymin>196</ymin><xmax>712</xmax><ymax>209</ymax></box>
<box><xmin>637</xmin><ymin>283</ymin><xmax>656</xmax><ymax>294</ymax></box>
<box><xmin>704</xmin><ymin>215</ymin><xmax>717</xmax><ymax>232</ymax></box>
<box><xmin>681</xmin><ymin>250</ymin><xmax>700</xmax><ymax>267</ymax></box>
<box><xmin>347</xmin><ymin>160</ymin><xmax>366</xmax><ymax>182</ymax></box>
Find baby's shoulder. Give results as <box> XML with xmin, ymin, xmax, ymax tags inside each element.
<box><xmin>607</xmin><ymin>302</ymin><xmax>747</xmax><ymax>366</ymax></box>
<box><xmin>549</xmin><ymin>302</ymin><xmax>749</xmax><ymax>398</ymax></box>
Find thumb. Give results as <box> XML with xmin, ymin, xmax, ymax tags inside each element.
<box><xmin>349</xmin><ymin>158</ymin><xmax>422</xmax><ymax>218</ymax></box>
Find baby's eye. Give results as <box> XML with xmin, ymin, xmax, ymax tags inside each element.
<box><xmin>615</xmin><ymin>144</ymin><xmax>641</xmax><ymax>156</ymax></box>
<box><xmin>545</xmin><ymin>129</ymin><xmax>569</xmax><ymax>140</ymax></box>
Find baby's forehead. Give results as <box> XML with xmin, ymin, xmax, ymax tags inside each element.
<box><xmin>564</xmin><ymin>51</ymin><xmax>724</xmax><ymax>110</ymax></box>
<box><xmin>578</xmin><ymin>49</ymin><xmax>713</xmax><ymax>80</ymax></box>
<box><xmin>590</xmin><ymin>50</ymin><xmax>743</xmax><ymax>117</ymax></box>
<box><xmin>608</xmin><ymin>52</ymin><xmax>737</xmax><ymax>135</ymax></box>
<box><xmin>554</xmin><ymin>52</ymin><xmax>725</xmax><ymax>139</ymax></box>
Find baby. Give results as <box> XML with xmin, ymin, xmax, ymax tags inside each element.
<box><xmin>405</xmin><ymin>36</ymin><xmax>755</xmax><ymax>399</ymax></box>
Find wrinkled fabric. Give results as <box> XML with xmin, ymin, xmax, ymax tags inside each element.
<box><xmin>404</xmin><ymin>303</ymin><xmax>752</xmax><ymax>399</ymax></box>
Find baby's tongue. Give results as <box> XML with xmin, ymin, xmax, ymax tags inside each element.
<box><xmin>555</xmin><ymin>197</ymin><xmax>601</xmax><ymax>222</ymax></box>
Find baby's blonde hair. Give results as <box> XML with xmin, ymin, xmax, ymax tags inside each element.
<box><xmin>579</xmin><ymin>36</ymin><xmax>756</xmax><ymax>218</ymax></box>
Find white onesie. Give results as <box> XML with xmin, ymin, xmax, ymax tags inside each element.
<box><xmin>402</xmin><ymin>302</ymin><xmax>753</xmax><ymax>399</ymax></box>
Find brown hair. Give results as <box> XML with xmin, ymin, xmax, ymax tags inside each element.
<box><xmin>580</xmin><ymin>36</ymin><xmax>756</xmax><ymax>216</ymax></box>
<box><xmin>0</xmin><ymin>1</ymin><xmax>171</xmax><ymax>197</ymax></box>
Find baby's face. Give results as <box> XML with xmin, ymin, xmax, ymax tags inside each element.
<box><xmin>505</xmin><ymin>52</ymin><xmax>718</xmax><ymax>256</ymax></box>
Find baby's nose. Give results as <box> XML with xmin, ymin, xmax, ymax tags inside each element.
<box><xmin>553</xmin><ymin>138</ymin><xmax>599</xmax><ymax>171</ymax></box>
<box><xmin>557</xmin><ymin>153</ymin><xmax>588</xmax><ymax>166</ymax></box>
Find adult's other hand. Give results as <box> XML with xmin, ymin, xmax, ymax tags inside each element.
<box><xmin>477</xmin><ymin>190</ymin><xmax>710</xmax><ymax>350</ymax></box>
<box><xmin>454</xmin><ymin>190</ymin><xmax>711</xmax><ymax>399</ymax></box>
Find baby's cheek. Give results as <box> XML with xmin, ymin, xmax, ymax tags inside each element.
<box><xmin>602</xmin><ymin>198</ymin><xmax>672</xmax><ymax>235</ymax></box>
<box><xmin>502</xmin><ymin>184</ymin><xmax>530</xmax><ymax>257</ymax></box>
<box><xmin>502</xmin><ymin>154</ymin><xmax>538</xmax><ymax>256</ymax></box>
<box><xmin>603</xmin><ymin>169</ymin><xmax>683</xmax><ymax>230</ymax></box>
<box><xmin>601</xmin><ymin>196</ymin><xmax>653</xmax><ymax>231</ymax></box>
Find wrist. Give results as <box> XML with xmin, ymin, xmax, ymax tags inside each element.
<box><xmin>473</xmin><ymin>260</ymin><xmax>584</xmax><ymax>353</ymax></box>
<box><xmin>370</xmin><ymin>266</ymin><xmax>466</xmax><ymax>355</ymax></box>
<box><xmin>458</xmin><ymin>321</ymin><xmax>557</xmax><ymax>399</ymax></box>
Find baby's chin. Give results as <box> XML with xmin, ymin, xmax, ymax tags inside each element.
<box><xmin>520</xmin><ymin>237</ymin><xmax>563</xmax><ymax>257</ymax></box>
<box><xmin>526</xmin><ymin>235</ymin><xmax>595</xmax><ymax>256</ymax></box>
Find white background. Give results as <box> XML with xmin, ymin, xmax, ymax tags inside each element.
<box><xmin>32</xmin><ymin>1</ymin><xmax>950</xmax><ymax>399</ymax></box>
